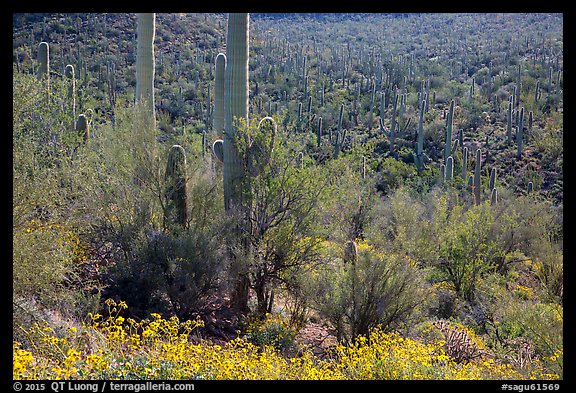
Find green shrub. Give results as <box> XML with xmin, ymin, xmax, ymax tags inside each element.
<box><xmin>245</xmin><ymin>313</ymin><xmax>298</xmax><ymax>353</ymax></box>
<box><xmin>105</xmin><ymin>225</ymin><xmax>223</xmax><ymax>320</ymax></box>
<box><xmin>308</xmin><ymin>241</ymin><xmax>425</xmax><ymax>344</ymax></box>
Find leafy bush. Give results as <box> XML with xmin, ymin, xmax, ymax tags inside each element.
<box><xmin>105</xmin><ymin>225</ymin><xmax>223</xmax><ymax>320</ymax></box>
<box><xmin>307</xmin><ymin>240</ymin><xmax>425</xmax><ymax>344</ymax></box>
<box><xmin>245</xmin><ymin>313</ymin><xmax>297</xmax><ymax>353</ymax></box>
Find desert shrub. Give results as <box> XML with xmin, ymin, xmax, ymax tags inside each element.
<box><xmin>105</xmin><ymin>224</ymin><xmax>223</xmax><ymax>320</ymax></box>
<box><xmin>13</xmin><ymin>70</ymin><xmax>102</xmax><ymax>335</ymax></box>
<box><xmin>374</xmin><ymin>157</ymin><xmax>418</xmax><ymax>195</ymax></box>
<box><xmin>61</xmin><ymin>101</ymin><xmax>225</xmax><ymax>320</ymax></box>
<box><xmin>476</xmin><ymin>273</ymin><xmax>563</xmax><ymax>379</ymax></box>
<box><xmin>333</xmin><ymin>326</ymin><xmax>523</xmax><ymax>380</ymax></box>
<box><xmin>307</xmin><ymin>240</ymin><xmax>425</xmax><ymax>344</ymax></box>
<box><xmin>244</xmin><ymin>313</ymin><xmax>297</xmax><ymax>354</ymax></box>
<box><xmin>16</xmin><ymin>300</ymin><xmax>551</xmax><ymax>380</ymax></box>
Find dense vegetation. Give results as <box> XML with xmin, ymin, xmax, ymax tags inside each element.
<box><xmin>13</xmin><ymin>13</ymin><xmax>563</xmax><ymax>381</ymax></box>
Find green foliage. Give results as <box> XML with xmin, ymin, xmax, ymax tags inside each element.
<box><xmin>13</xmin><ymin>71</ymin><xmax>89</xmax><ymax>309</ymax></box>
<box><xmin>245</xmin><ymin>313</ymin><xmax>298</xmax><ymax>353</ymax></box>
<box><xmin>105</xmin><ymin>224</ymin><xmax>223</xmax><ymax>320</ymax></box>
<box><xmin>13</xmin><ymin>12</ymin><xmax>563</xmax><ymax>380</ymax></box>
<box><xmin>374</xmin><ymin>156</ymin><xmax>418</xmax><ymax>195</ymax></box>
<box><xmin>435</xmin><ymin>201</ymin><xmax>503</xmax><ymax>301</ymax></box>
<box><xmin>307</xmin><ymin>241</ymin><xmax>425</xmax><ymax>344</ymax></box>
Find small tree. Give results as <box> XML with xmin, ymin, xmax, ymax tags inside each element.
<box><xmin>229</xmin><ymin>117</ymin><xmax>330</xmax><ymax>317</ymax></box>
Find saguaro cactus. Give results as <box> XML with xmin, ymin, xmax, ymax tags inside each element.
<box><xmin>461</xmin><ymin>146</ymin><xmax>468</xmax><ymax>180</ymax></box>
<box><xmin>332</xmin><ymin>103</ymin><xmax>347</xmax><ymax>158</ymax></box>
<box><xmin>65</xmin><ymin>64</ymin><xmax>76</xmax><ymax>127</ymax></box>
<box><xmin>38</xmin><ymin>41</ymin><xmax>50</xmax><ymax>98</ymax></box>
<box><xmin>506</xmin><ymin>99</ymin><xmax>513</xmax><ymax>145</ymax></box>
<box><xmin>490</xmin><ymin>188</ymin><xmax>498</xmax><ymax>205</ymax></box>
<box><xmin>37</xmin><ymin>41</ymin><xmax>50</xmax><ymax>80</ymax></box>
<box><xmin>223</xmin><ymin>13</ymin><xmax>250</xmax><ymax>212</ymax></box>
<box><xmin>317</xmin><ymin>116</ymin><xmax>323</xmax><ymax>148</ymax></box>
<box><xmin>444</xmin><ymin>100</ymin><xmax>458</xmax><ymax>163</ymax></box>
<box><xmin>473</xmin><ymin>149</ymin><xmax>482</xmax><ymax>205</ymax></box>
<box><xmin>212</xmin><ymin>139</ymin><xmax>224</xmax><ymax>162</ymax></box>
<box><xmin>489</xmin><ymin>167</ymin><xmax>497</xmax><ymax>191</ymax></box>
<box><xmin>414</xmin><ymin>99</ymin><xmax>429</xmax><ymax>171</ymax></box>
<box><xmin>445</xmin><ymin>156</ymin><xmax>454</xmax><ymax>182</ymax></box>
<box><xmin>213</xmin><ymin>53</ymin><xmax>226</xmax><ymax>135</ymax></box>
<box><xmin>343</xmin><ymin>240</ymin><xmax>358</xmax><ymax>264</ymax></box>
<box><xmin>136</xmin><ymin>13</ymin><xmax>156</xmax><ymax>127</ymax></box>
<box><xmin>76</xmin><ymin>113</ymin><xmax>89</xmax><ymax>143</ymax></box>
<box><xmin>247</xmin><ymin>116</ymin><xmax>277</xmax><ymax>176</ymax></box>
<box><xmin>516</xmin><ymin>107</ymin><xmax>524</xmax><ymax>160</ymax></box>
<box><xmin>164</xmin><ymin>145</ymin><xmax>188</xmax><ymax>228</ymax></box>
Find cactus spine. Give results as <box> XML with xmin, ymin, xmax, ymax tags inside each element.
<box><xmin>136</xmin><ymin>13</ymin><xmax>156</xmax><ymax>127</ymax></box>
<box><xmin>223</xmin><ymin>13</ymin><xmax>250</xmax><ymax>212</ymax></box>
<box><xmin>164</xmin><ymin>145</ymin><xmax>188</xmax><ymax>228</ymax></box>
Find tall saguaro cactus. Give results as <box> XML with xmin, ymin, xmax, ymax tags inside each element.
<box><xmin>516</xmin><ymin>107</ymin><xmax>524</xmax><ymax>160</ymax></box>
<box><xmin>38</xmin><ymin>41</ymin><xmax>50</xmax><ymax>98</ymax></box>
<box><xmin>414</xmin><ymin>99</ymin><xmax>429</xmax><ymax>171</ymax></box>
<box><xmin>223</xmin><ymin>13</ymin><xmax>250</xmax><ymax>213</ymax></box>
<box><xmin>65</xmin><ymin>64</ymin><xmax>76</xmax><ymax>128</ymax></box>
<box><xmin>222</xmin><ymin>13</ymin><xmax>251</xmax><ymax>314</ymax></box>
<box><xmin>444</xmin><ymin>100</ymin><xmax>457</xmax><ymax>163</ymax></box>
<box><xmin>136</xmin><ymin>13</ymin><xmax>156</xmax><ymax>128</ymax></box>
<box><xmin>37</xmin><ymin>41</ymin><xmax>50</xmax><ymax>80</ymax></box>
<box><xmin>213</xmin><ymin>53</ymin><xmax>226</xmax><ymax>135</ymax></box>
<box><xmin>473</xmin><ymin>149</ymin><xmax>482</xmax><ymax>206</ymax></box>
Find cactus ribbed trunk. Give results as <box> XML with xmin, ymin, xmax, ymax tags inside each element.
<box><xmin>223</xmin><ymin>13</ymin><xmax>251</xmax><ymax>314</ymax></box>
<box><xmin>213</xmin><ymin>53</ymin><xmax>226</xmax><ymax>135</ymax></box>
<box><xmin>223</xmin><ymin>13</ymin><xmax>249</xmax><ymax>213</ymax></box>
<box><xmin>136</xmin><ymin>13</ymin><xmax>156</xmax><ymax>128</ymax></box>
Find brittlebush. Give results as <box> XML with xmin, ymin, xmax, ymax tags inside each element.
<box><xmin>13</xmin><ymin>301</ymin><xmax>559</xmax><ymax>380</ymax></box>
